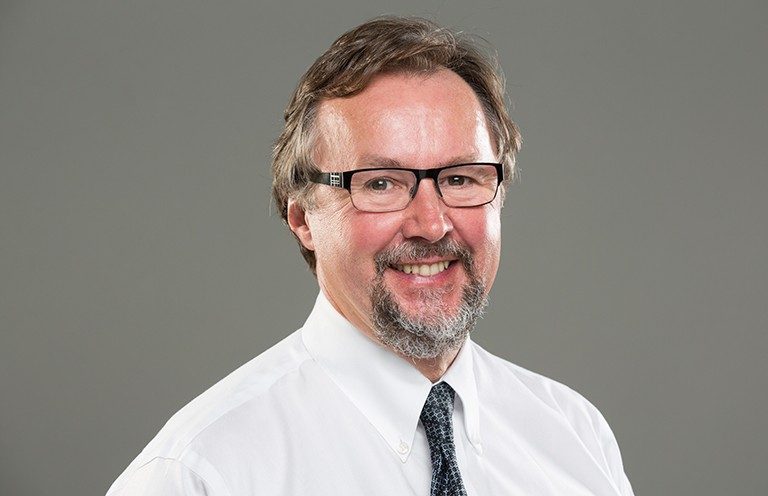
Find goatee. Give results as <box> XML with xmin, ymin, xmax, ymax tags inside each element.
<box><xmin>370</xmin><ymin>239</ymin><xmax>488</xmax><ymax>359</ymax></box>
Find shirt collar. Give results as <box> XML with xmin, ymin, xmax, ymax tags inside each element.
<box><xmin>301</xmin><ymin>292</ymin><xmax>481</xmax><ymax>462</ymax></box>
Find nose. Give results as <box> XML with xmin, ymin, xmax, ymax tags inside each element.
<box><xmin>400</xmin><ymin>179</ymin><xmax>453</xmax><ymax>242</ymax></box>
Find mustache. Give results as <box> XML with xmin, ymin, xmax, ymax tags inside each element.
<box><xmin>374</xmin><ymin>239</ymin><xmax>474</xmax><ymax>275</ymax></box>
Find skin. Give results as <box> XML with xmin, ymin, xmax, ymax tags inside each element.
<box><xmin>287</xmin><ymin>69</ymin><xmax>502</xmax><ymax>382</ymax></box>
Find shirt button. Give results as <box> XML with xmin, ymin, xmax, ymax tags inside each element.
<box><xmin>397</xmin><ymin>441</ymin><xmax>410</xmax><ymax>454</ymax></box>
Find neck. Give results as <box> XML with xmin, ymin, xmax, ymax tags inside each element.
<box><xmin>319</xmin><ymin>289</ymin><xmax>464</xmax><ymax>382</ymax></box>
<box><xmin>401</xmin><ymin>347</ymin><xmax>462</xmax><ymax>383</ymax></box>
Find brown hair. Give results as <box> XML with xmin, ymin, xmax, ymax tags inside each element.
<box><xmin>272</xmin><ymin>16</ymin><xmax>521</xmax><ymax>272</ymax></box>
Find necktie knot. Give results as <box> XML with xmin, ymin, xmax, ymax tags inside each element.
<box><xmin>420</xmin><ymin>382</ymin><xmax>456</xmax><ymax>428</ymax></box>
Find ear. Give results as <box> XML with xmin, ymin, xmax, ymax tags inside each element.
<box><xmin>287</xmin><ymin>199</ymin><xmax>315</xmax><ymax>251</ymax></box>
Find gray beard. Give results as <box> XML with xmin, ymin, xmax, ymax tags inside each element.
<box><xmin>370</xmin><ymin>240</ymin><xmax>488</xmax><ymax>359</ymax></box>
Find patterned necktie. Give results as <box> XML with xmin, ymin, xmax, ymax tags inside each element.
<box><xmin>420</xmin><ymin>382</ymin><xmax>468</xmax><ymax>496</ymax></box>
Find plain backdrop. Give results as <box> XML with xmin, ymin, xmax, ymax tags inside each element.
<box><xmin>1</xmin><ymin>1</ymin><xmax>766</xmax><ymax>495</ymax></box>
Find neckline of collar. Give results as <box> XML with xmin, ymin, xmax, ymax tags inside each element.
<box><xmin>301</xmin><ymin>292</ymin><xmax>482</xmax><ymax>462</ymax></box>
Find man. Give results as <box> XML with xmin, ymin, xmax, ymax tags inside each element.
<box><xmin>107</xmin><ymin>17</ymin><xmax>633</xmax><ymax>495</ymax></box>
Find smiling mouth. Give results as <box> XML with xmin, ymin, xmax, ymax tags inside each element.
<box><xmin>391</xmin><ymin>261</ymin><xmax>453</xmax><ymax>276</ymax></box>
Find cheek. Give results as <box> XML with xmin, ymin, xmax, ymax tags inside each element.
<box><xmin>461</xmin><ymin>208</ymin><xmax>502</xmax><ymax>284</ymax></box>
<box><xmin>346</xmin><ymin>214</ymin><xmax>403</xmax><ymax>253</ymax></box>
<box><xmin>307</xmin><ymin>208</ymin><xmax>353</xmax><ymax>263</ymax></box>
<box><xmin>310</xmin><ymin>208</ymin><xmax>402</xmax><ymax>274</ymax></box>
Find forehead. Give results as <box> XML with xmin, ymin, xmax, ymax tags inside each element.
<box><xmin>313</xmin><ymin>69</ymin><xmax>494</xmax><ymax>169</ymax></box>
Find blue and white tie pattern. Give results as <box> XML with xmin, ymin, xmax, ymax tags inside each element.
<box><xmin>420</xmin><ymin>382</ymin><xmax>468</xmax><ymax>496</ymax></box>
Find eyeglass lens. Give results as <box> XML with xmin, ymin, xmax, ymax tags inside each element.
<box><xmin>348</xmin><ymin>164</ymin><xmax>499</xmax><ymax>212</ymax></box>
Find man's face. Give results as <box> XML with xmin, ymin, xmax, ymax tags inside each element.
<box><xmin>292</xmin><ymin>69</ymin><xmax>502</xmax><ymax>356</ymax></box>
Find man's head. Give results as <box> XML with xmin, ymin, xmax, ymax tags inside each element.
<box><xmin>272</xmin><ymin>17</ymin><xmax>521</xmax><ymax>359</ymax></box>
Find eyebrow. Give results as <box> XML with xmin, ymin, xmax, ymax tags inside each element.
<box><xmin>356</xmin><ymin>154</ymin><xmax>481</xmax><ymax>169</ymax></box>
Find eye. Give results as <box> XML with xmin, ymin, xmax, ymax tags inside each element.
<box><xmin>444</xmin><ymin>175</ymin><xmax>473</xmax><ymax>187</ymax></box>
<box><xmin>351</xmin><ymin>170</ymin><xmax>412</xmax><ymax>198</ymax></box>
<box><xmin>365</xmin><ymin>177</ymin><xmax>395</xmax><ymax>191</ymax></box>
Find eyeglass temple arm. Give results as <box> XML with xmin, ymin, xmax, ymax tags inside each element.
<box><xmin>310</xmin><ymin>171</ymin><xmax>345</xmax><ymax>189</ymax></box>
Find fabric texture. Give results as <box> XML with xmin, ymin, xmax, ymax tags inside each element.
<box><xmin>106</xmin><ymin>292</ymin><xmax>634</xmax><ymax>496</ymax></box>
<box><xmin>420</xmin><ymin>383</ymin><xmax>467</xmax><ymax>496</ymax></box>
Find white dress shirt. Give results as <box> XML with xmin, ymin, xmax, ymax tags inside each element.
<box><xmin>106</xmin><ymin>293</ymin><xmax>634</xmax><ymax>495</ymax></box>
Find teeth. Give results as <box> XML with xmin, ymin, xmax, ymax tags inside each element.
<box><xmin>395</xmin><ymin>261</ymin><xmax>451</xmax><ymax>276</ymax></box>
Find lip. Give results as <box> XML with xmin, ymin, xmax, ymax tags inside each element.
<box><xmin>385</xmin><ymin>259</ymin><xmax>459</xmax><ymax>286</ymax></box>
<box><xmin>391</xmin><ymin>257</ymin><xmax>458</xmax><ymax>265</ymax></box>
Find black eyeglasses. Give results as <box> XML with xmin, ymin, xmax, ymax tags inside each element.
<box><xmin>309</xmin><ymin>162</ymin><xmax>504</xmax><ymax>213</ymax></box>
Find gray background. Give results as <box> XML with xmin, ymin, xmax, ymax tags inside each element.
<box><xmin>1</xmin><ymin>0</ymin><xmax>766</xmax><ymax>494</ymax></box>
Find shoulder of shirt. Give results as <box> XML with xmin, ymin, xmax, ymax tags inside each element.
<box><xmin>469</xmin><ymin>340</ymin><xmax>614</xmax><ymax>434</ymax></box>
<box><xmin>470</xmin><ymin>341</ymin><xmax>632</xmax><ymax>494</ymax></box>
<box><xmin>114</xmin><ymin>330</ymin><xmax>310</xmax><ymax>478</ymax></box>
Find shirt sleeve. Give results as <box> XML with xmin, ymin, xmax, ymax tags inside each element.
<box><xmin>584</xmin><ymin>401</ymin><xmax>635</xmax><ymax>496</ymax></box>
<box><xmin>596</xmin><ymin>415</ymin><xmax>634</xmax><ymax>496</ymax></box>
<box><xmin>551</xmin><ymin>383</ymin><xmax>635</xmax><ymax>496</ymax></box>
<box><xmin>107</xmin><ymin>457</ymin><xmax>215</xmax><ymax>496</ymax></box>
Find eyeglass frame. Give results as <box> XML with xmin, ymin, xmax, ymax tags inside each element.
<box><xmin>308</xmin><ymin>162</ymin><xmax>505</xmax><ymax>212</ymax></box>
